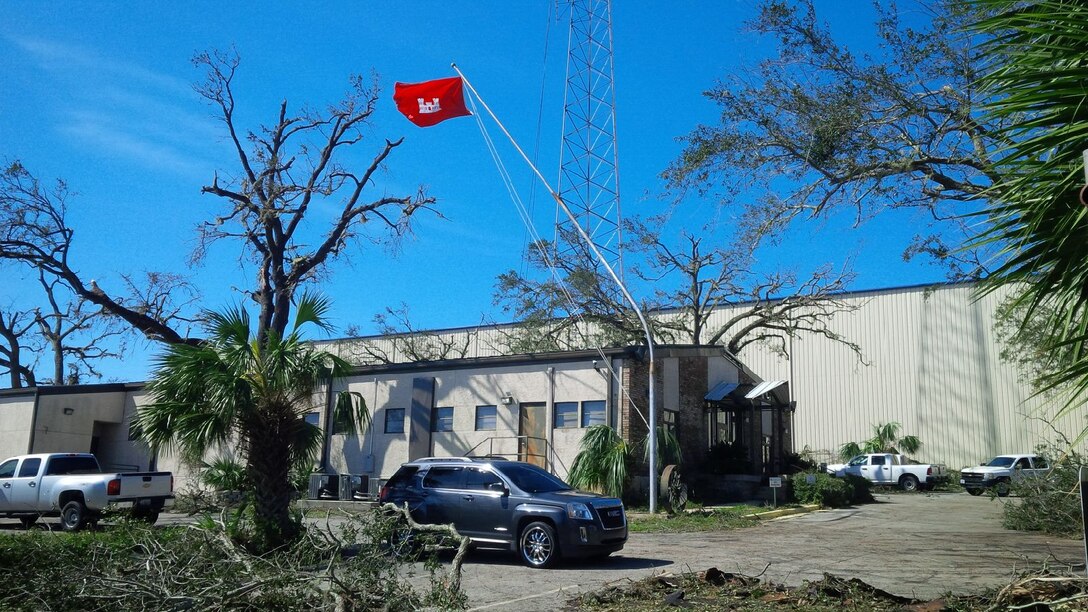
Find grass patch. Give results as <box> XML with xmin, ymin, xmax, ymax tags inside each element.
<box><xmin>627</xmin><ymin>505</ymin><xmax>762</xmax><ymax>533</ymax></box>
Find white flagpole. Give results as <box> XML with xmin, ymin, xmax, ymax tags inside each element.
<box><xmin>452</xmin><ymin>63</ymin><xmax>658</xmax><ymax>513</ymax></box>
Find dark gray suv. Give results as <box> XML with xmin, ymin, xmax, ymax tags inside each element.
<box><xmin>378</xmin><ymin>457</ymin><xmax>627</xmax><ymax>568</ymax></box>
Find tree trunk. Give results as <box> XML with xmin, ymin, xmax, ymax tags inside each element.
<box><xmin>246</xmin><ymin>410</ymin><xmax>298</xmax><ymax>549</ymax></box>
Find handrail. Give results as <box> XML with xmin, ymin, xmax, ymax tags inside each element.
<box><xmin>463</xmin><ymin>435</ymin><xmax>567</xmax><ymax>476</ymax></box>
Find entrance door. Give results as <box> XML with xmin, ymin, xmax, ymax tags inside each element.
<box><xmin>518</xmin><ymin>402</ymin><xmax>547</xmax><ymax>469</ymax></box>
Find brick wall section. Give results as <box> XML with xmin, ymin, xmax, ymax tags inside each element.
<box><xmin>676</xmin><ymin>356</ymin><xmax>709</xmax><ymax>467</ymax></box>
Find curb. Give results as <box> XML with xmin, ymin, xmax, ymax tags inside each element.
<box><xmin>742</xmin><ymin>504</ymin><xmax>821</xmax><ymax>520</ymax></box>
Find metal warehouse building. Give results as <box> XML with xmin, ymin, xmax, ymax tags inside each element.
<box><xmin>0</xmin><ymin>282</ymin><xmax>1081</xmax><ymax>490</ymax></box>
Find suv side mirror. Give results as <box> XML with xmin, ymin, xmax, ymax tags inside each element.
<box><xmin>487</xmin><ymin>482</ymin><xmax>508</xmax><ymax>495</ymax></box>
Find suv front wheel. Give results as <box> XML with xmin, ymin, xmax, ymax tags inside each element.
<box><xmin>519</xmin><ymin>521</ymin><xmax>559</xmax><ymax>568</ymax></box>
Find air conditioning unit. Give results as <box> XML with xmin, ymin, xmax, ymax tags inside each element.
<box><xmin>308</xmin><ymin>474</ymin><xmax>340</xmax><ymax>500</ymax></box>
<box><xmin>338</xmin><ymin>474</ymin><xmax>369</xmax><ymax>501</ymax></box>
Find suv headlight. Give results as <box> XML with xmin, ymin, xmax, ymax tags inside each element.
<box><xmin>567</xmin><ymin>502</ymin><xmax>593</xmax><ymax>521</ymax></box>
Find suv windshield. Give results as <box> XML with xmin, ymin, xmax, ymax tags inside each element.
<box><xmin>986</xmin><ymin>457</ymin><xmax>1016</xmax><ymax>468</ymax></box>
<box><xmin>499</xmin><ymin>463</ymin><xmax>571</xmax><ymax>493</ymax></box>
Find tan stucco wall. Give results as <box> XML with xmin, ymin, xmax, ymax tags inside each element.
<box><xmin>0</xmin><ymin>393</ymin><xmax>35</xmax><ymax>460</ymax></box>
<box><xmin>32</xmin><ymin>390</ymin><xmax>126</xmax><ymax>454</ymax></box>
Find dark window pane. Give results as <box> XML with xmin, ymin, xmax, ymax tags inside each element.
<box><xmin>581</xmin><ymin>400</ymin><xmax>606</xmax><ymax>427</ymax></box>
<box><xmin>385</xmin><ymin>408</ymin><xmax>405</xmax><ymax>434</ymax></box>
<box><xmin>475</xmin><ymin>405</ymin><xmax>497</xmax><ymax>431</ymax></box>
<box><xmin>304</xmin><ymin>412</ymin><xmax>320</xmax><ymax>426</ymax></box>
<box><xmin>423</xmin><ymin>466</ymin><xmax>463</xmax><ymax>489</ymax></box>
<box><xmin>17</xmin><ymin>458</ymin><xmax>40</xmax><ymax>478</ymax></box>
<box><xmin>45</xmin><ymin>456</ymin><xmax>100</xmax><ymax>475</ymax></box>
<box><xmin>432</xmin><ymin>407</ymin><xmax>454</xmax><ymax>432</ymax></box>
<box><xmin>554</xmin><ymin>402</ymin><xmax>578</xmax><ymax>428</ymax></box>
<box><xmin>464</xmin><ymin>467</ymin><xmax>503</xmax><ymax>490</ymax></box>
<box><xmin>0</xmin><ymin>459</ymin><xmax>15</xmax><ymax>479</ymax></box>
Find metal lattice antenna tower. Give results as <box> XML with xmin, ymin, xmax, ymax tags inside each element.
<box><xmin>556</xmin><ymin>0</ymin><xmax>623</xmax><ymax>277</ymax></box>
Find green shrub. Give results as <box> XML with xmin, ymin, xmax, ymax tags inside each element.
<box><xmin>1003</xmin><ymin>445</ymin><xmax>1086</xmax><ymax>537</ymax></box>
<box><xmin>791</xmin><ymin>472</ymin><xmax>850</xmax><ymax>507</ymax></box>
<box><xmin>791</xmin><ymin>472</ymin><xmax>873</xmax><ymax>507</ymax></box>
<box><xmin>841</xmin><ymin>474</ymin><xmax>874</xmax><ymax>503</ymax></box>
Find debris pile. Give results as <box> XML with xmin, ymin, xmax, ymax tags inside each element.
<box><xmin>570</xmin><ymin>566</ymin><xmax>1088</xmax><ymax>611</ymax></box>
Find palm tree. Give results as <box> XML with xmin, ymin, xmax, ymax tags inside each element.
<box><xmin>136</xmin><ymin>293</ymin><xmax>367</xmax><ymax>549</ymax></box>
<box><xmin>839</xmin><ymin>422</ymin><xmax>922</xmax><ymax>461</ymax></box>
<box><xmin>971</xmin><ymin>1</ymin><xmax>1088</xmax><ymax>411</ymax></box>
<box><xmin>567</xmin><ymin>424</ymin><xmax>681</xmax><ymax>500</ymax></box>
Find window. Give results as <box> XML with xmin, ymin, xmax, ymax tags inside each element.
<box><xmin>17</xmin><ymin>458</ymin><xmax>40</xmax><ymax>478</ymax></box>
<box><xmin>475</xmin><ymin>405</ymin><xmax>497</xmax><ymax>431</ymax></box>
<box><xmin>423</xmin><ymin>466</ymin><xmax>463</xmax><ymax>488</ymax></box>
<box><xmin>871</xmin><ymin>455</ymin><xmax>886</xmax><ymax>465</ymax></box>
<box><xmin>1033</xmin><ymin>457</ymin><xmax>1049</xmax><ymax>470</ymax></box>
<box><xmin>464</xmin><ymin>467</ymin><xmax>504</xmax><ymax>491</ymax></box>
<box><xmin>432</xmin><ymin>406</ymin><xmax>454</xmax><ymax>432</ymax></box>
<box><xmin>554</xmin><ymin>402</ymin><xmax>579</xmax><ymax>428</ymax></box>
<box><xmin>1015</xmin><ymin>458</ymin><xmax>1030</xmax><ymax>469</ymax></box>
<box><xmin>0</xmin><ymin>459</ymin><xmax>17</xmax><ymax>479</ymax></box>
<box><xmin>384</xmin><ymin>408</ymin><xmax>405</xmax><ymax>434</ymax></box>
<box><xmin>581</xmin><ymin>400</ymin><xmax>606</xmax><ymax>427</ymax></box>
<box><xmin>304</xmin><ymin>412</ymin><xmax>320</xmax><ymax>427</ymax></box>
<box><xmin>45</xmin><ymin>456</ymin><xmax>100</xmax><ymax>475</ymax></box>
<box><xmin>663</xmin><ymin>408</ymin><xmax>678</xmax><ymax>436</ymax></box>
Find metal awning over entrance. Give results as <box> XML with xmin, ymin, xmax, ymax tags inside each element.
<box><xmin>705</xmin><ymin>379</ymin><xmax>790</xmax><ymax>406</ymax></box>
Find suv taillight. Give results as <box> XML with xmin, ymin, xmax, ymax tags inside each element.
<box><xmin>107</xmin><ymin>478</ymin><xmax>120</xmax><ymax>496</ymax></box>
<box><xmin>379</xmin><ymin>482</ymin><xmax>390</xmax><ymax>502</ymax></box>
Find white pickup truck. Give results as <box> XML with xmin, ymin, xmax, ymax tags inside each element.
<box><xmin>960</xmin><ymin>453</ymin><xmax>1049</xmax><ymax>497</ymax></box>
<box><xmin>0</xmin><ymin>453</ymin><xmax>173</xmax><ymax>531</ymax></box>
<box><xmin>825</xmin><ymin>453</ymin><xmax>947</xmax><ymax>491</ymax></box>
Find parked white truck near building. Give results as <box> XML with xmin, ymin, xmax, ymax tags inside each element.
<box><xmin>0</xmin><ymin>453</ymin><xmax>173</xmax><ymax>531</ymax></box>
<box><xmin>825</xmin><ymin>453</ymin><xmax>947</xmax><ymax>491</ymax></box>
<box><xmin>960</xmin><ymin>454</ymin><xmax>1049</xmax><ymax>497</ymax></box>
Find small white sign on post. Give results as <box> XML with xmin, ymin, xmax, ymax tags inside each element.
<box><xmin>769</xmin><ymin>476</ymin><xmax>783</xmax><ymax>509</ymax></box>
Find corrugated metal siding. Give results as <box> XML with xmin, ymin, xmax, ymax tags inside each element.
<box><xmin>717</xmin><ymin>284</ymin><xmax>1079</xmax><ymax>469</ymax></box>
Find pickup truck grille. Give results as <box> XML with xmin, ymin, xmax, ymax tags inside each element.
<box><xmin>595</xmin><ymin>504</ymin><xmax>626</xmax><ymax>530</ymax></box>
<box><xmin>961</xmin><ymin>472</ymin><xmax>986</xmax><ymax>485</ymax></box>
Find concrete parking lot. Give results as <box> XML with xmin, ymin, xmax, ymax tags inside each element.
<box><xmin>6</xmin><ymin>492</ymin><xmax>1082</xmax><ymax>610</ymax></box>
<box><xmin>446</xmin><ymin>492</ymin><xmax>1084</xmax><ymax>611</ymax></box>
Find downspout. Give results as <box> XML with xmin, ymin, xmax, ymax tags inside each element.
<box><xmin>319</xmin><ymin>373</ymin><xmax>335</xmax><ymax>473</ymax></box>
<box><xmin>547</xmin><ymin>367</ymin><xmax>555</xmax><ymax>472</ymax></box>
<box><xmin>26</xmin><ymin>387</ymin><xmax>41</xmax><ymax>454</ymax></box>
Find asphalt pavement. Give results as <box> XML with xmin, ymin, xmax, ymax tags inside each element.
<box><xmin>443</xmin><ymin>492</ymin><xmax>1085</xmax><ymax>610</ymax></box>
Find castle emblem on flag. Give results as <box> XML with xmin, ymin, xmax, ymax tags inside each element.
<box><xmin>393</xmin><ymin>77</ymin><xmax>471</xmax><ymax>127</ymax></box>
<box><xmin>417</xmin><ymin>98</ymin><xmax>442</xmax><ymax>114</ymax></box>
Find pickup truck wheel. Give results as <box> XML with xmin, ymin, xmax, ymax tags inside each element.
<box><xmin>967</xmin><ymin>488</ymin><xmax>983</xmax><ymax>496</ymax></box>
<box><xmin>899</xmin><ymin>474</ymin><xmax>920</xmax><ymax>492</ymax></box>
<box><xmin>19</xmin><ymin>515</ymin><xmax>37</xmax><ymax>529</ymax></box>
<box><xmin>996</xmin><ymin>481</ymin><xmax>1011</xmax><ymax>497</ymax></box>
<box><xmin>60</xmin><ymin>501</ymin><xmax>88</xmax><ymax>532</ymax></box>
<box><xmin>519</xmin><ymin>521</ymin><xmax>559</xmax><ymax>569</ymax></box>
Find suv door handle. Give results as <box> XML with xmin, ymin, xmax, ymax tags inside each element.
<box><xmin>28</xmin><ymin>482</ymin><xmax>35</xmax><ymax>487</ymax></box>
<box><xmin>1</xmin><ymin>483</ymin><xmax>9</xmax><ymax>488</ymax></box>
<box><xmin>462</xmin><ymin>495</ymin><xmax>474</xmax><ymax>502</ymax></box>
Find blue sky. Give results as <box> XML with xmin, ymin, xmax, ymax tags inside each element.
<box><xmin>0</xmin><ymin>2</ymin><xmax>944</xmax><ymax>384</ymax></box>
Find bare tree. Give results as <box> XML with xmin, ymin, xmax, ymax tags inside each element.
<box><xmin>343</xmin><ymin>304</ymin><xmax>474</xmax><ymax>364</ymax></box>
<box><xmin>192</xmin><ymin>49</ymin><xmax>437</xmax><ymax>342</ymax></box>
<box><xmin>0</xmin><ymin>305</ymin><xmax>37</xmax><ymax>388</ymax></box>
<box><xmin>631</xmin><ymin>219</ymin><xmax>863</xmax><ymax>359</ymax></box>
<box><xmin>32</xmin><ymin>272</ymin><xmax>127</xmax><ymax>385</ymax></box>
<box><xmin>0</xmin><ymin>161</ymin><xmax>190</xmax><ymax>344</ymax></box>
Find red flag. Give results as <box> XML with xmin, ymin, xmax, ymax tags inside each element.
<box><xmin>393</xmin><ymin>77</ymin><xmax>471</xmax><ymax>127</ymax></box>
